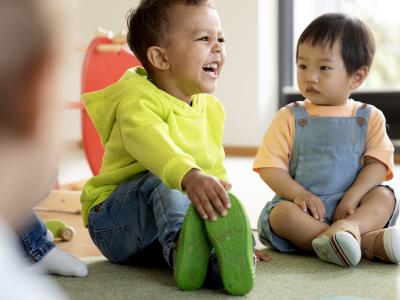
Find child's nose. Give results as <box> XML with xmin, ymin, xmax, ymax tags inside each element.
<box><xmin>212</xmin><ymin>40</ymin><xmax>223</xmax><ymax>53</ymax></box>
<box><xmin>305</xmin><ymin>70</ymin><xmax>319</xmax><ymax>83</ymax></box>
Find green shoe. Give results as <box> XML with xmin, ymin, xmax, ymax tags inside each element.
<box><xmin>174</xmin><ymin>204</ymin><xmax>212</xmax><ymax>290</ymax></box>
<box><xmin>204</xmin><ymin>192</ymin><xmax>254</xmax><ymax>295</ymax></box>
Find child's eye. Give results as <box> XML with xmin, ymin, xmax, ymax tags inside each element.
<box><xmin>218</xmin><ymin>37</ymin><xmax>225</xmax><ymax>43</ymax></box>
<box><xmin>197</xmin><ymin>36</ymin><xmax>209</xmax><ymax>41</ymax></box>
<box><xmin>298</xmin><ymin>64</ymin><xmax>306</xmax><ymax>70</ymax></box>
<box><xmin>320</xmin><ymin>66</ymin><xmax>332</xmax><ymax>71</ymax></box>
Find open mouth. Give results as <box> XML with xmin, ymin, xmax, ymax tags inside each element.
<box><xmin>202</xmin><ymin>62</ymin><xmax>219</xmax><ymax>78</ymax></box>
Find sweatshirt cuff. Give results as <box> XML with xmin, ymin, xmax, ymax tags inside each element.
<box><xmin>162</xmin><ymin>155</ymin><xmax>200</xmax><ymax>191</ymax></box>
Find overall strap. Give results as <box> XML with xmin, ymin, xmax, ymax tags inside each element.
<box><xmin>354</xmin><ymin>103</ymin><xmax>371</xmax><ymax>126</ymax></box>
<box><xmin>287</xmin><ymin>101</ymin><xmax>309</xmax><ymax>127</ymax></box>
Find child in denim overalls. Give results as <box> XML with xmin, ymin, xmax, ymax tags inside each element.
<box><xmin>254</xmin><ymin>13</ymin><xmax>399</xmax><ymax>267</ymax></box>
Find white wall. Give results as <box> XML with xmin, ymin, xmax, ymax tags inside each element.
<box><xmin>63</xmin><ymin>0</ymin><xmax>278</xmax><ymax>147</ymax></box>
<box><xmin>215</xmin><ymin>0</ymin><xmax>278</xmax><ymax>146</ymax></box>
<box><xmin>62</xmin><ymin>0</ymin><xmax>141</xmax><ymax>142</ymax></box>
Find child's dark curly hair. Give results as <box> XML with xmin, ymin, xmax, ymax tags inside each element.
<box><xmin>126</xmin><ymin>0</ymin><xmax>211</xmax><ymax>73</ymax></box>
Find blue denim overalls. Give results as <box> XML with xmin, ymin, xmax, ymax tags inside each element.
<box><xmin>258</xmin><ymin>101</ymin><xmax>398</xmax><ymax>252</ymax></box>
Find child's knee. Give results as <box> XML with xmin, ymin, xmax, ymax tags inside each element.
<box><xmin>91</xmin><ymin>225</ymin><xmax>142</xmax><ymax>263</ymax></box>
<box><xmin>377</xmin><ymin>186</ymin><xmax>396</xmax><ymax>203</ymax></box>
<box><xmin>362</xmin><ymin>186</ymin><xmax>395</xmax><ymax>211</ymax></box>
<box><xmin>269</xmin><ymin>201</ymin><xmax>300</xmax><ymax>229</ymax></box>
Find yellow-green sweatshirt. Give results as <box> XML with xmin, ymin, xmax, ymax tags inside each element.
<box><xmin>80</xmin><ymin>67</ymin><xmax>228</xmax><ymax>226</ymax></box>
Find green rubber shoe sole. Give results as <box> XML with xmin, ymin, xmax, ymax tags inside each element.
<box><xmin>174</xmin><ymin>204</ymin><xmax>211</xmax><ymax>290</ymax></box>
<box><xmin>205</xmin><ymin>193</ymin><xmax>254</xmax><ymax>295</ymax></box>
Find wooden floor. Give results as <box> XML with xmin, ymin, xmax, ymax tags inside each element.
<box><xmin>36</xmin><ymin>210</ymin><xmax>101</xmax><ymax>258</ymax></box>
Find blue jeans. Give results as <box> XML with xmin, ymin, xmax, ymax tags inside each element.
<box><xmin>16</xmin><ymin>211</ymin><xmax>55</xmax><ymax>262</ymax></box>
<box><xmin>88</xmin><ymin>172</ymin><xmax>194</xmax><ymax>267</ymax></box>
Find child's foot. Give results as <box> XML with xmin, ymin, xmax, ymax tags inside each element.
<box><xmin>204</xmin><ymin>193</ymin><xmax>254</xmax><ymax>296</ymax></box>
<box><xmin>312</xmin><ymin>219</ymin><xmax>361</xmax><ymax>267</ymax></box>
<box><xmin>46</xmin><ymin>229</ymin><xmax>54</xmax><ymax>242</ymax></box>
<box><xmin>361</xmin><ymin>227</ymin><xmax>400</xmax><ymax>263</ymax></box>
<box><xmin>174</xmin><ymin>204</ymin><xmax>211</xmax><ymax>290</ymax></box>
<box><xmin>35</xmin><ymin>247</ymin><xmax>88</xmax><ymax>277</ymax></box>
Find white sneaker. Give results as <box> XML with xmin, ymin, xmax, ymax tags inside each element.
<box><xmin>312</xmin><ymin>231</ymin><xmax>361</xmax><ymax>267</ymax></box>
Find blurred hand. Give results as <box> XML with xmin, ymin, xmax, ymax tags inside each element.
<box><xmin>182</xmin><ymin>169</ymin><xmax>231</xmax><ymax>221</ymax></box>
<box><xmin>293</xmin><ymin>191</ymin><xmax>326</xmax><ymax>222</ymax></box>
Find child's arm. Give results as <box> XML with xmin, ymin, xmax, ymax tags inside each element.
<box><xmin>333</xmin><ymin>157</ymin><xmax>387</xmax><ymax>221</ymax></box>
<box><xmin>182</xmin><ymin>169</ymin><xmax>231</xmax><ymax>221</ymax></box>
<box><xmin>258</xmin><ymin>167</ymin><xmax>326</xmax><ymax>221</ymax></box>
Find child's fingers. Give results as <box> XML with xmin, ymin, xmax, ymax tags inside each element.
<box><xmin>198</xmin><ymin>189</ymin><xmax>217</xmax><ymax>221</ymax></box>
<box><xmin>318</xmin><ymin>208</ymin><xmax>326</xmax><ymax>222</ymax></box>
<box><xmin>215</xmin><ymin>184</ymin><xmax>231</xmax><ymax>210</ymax></box>
<box><xmin>295</xmin><ymin>200</ymin><xmax>306</xmax><ymax>212</ymax></box>
<box><xmin>190</xmin><ymin>194</ymin><xmax>208</xmax><ymax>219</ymax></box>
<box><xmin>208</xmin><ymin>189</ymin><xmax>228</xmax><ymax>217</ymax></box>
<box><xmin>219</xmin><ymin>179</ymin><xmax>232</xmax><ymax>191</ymax></box>
<box><xmin>255</xmin><ymin>249</ymin><xmax>272</xmax><ymax>262</ymax></box>
<box><xmin>205</xmin><ymin>187</ymin><xmax>227</xmax><ymax>217</ymax></box>
<box><xmin>315</xmin><ymin>200</ymin><xmax>326</xmax><ymax>221</ymax></box>
<box><xmin>307</xmin><ymin>200</ymin><xmax>319</xmax><ymax>220</ymax></box>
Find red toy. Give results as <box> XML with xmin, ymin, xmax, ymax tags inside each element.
<box><xmin>80</xmin><ymin>34</ymin><xmax>141</xmax><ymax>175</ymax></box>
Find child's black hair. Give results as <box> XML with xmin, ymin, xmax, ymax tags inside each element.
<box><xmin>296</xmin><ymin>13</ymin><xmax>375</xmax><ymax>75</ymax></box>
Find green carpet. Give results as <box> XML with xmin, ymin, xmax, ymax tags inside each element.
<box><xmin>53</xmin><ymin>251</ymin><xmax>399</xmax><ymax>299</ymax></box>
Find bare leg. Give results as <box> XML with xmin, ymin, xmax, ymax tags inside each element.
<box><xmin>344</xmin><ymin>186</ymin><xmax>399</xmax><ymax>263</ymax></box>
<box><xmin>346</xmin><ymin>186</ymin><xmax>395</xmax><ymax>235</ymax></box>
<box><xmin>269</xmin><ymin>201</ymin><xmax>329</xmax><ymax>251</ymax></box>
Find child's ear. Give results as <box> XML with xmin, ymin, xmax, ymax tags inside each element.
<box><xmin>350</xmin><ymin>66</ymin><xmax>369</xmax><ymax>89</ymax></box>
<box><xmin>147</xmin><ymin>46</ymin><xmax>169</xmax><ymax>70</ymax></box>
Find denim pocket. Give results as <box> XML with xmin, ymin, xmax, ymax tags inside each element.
<box><xmin>296</xmin><ymin>144</ymin><xmax>361</xmax><ymax>195</ymax></box>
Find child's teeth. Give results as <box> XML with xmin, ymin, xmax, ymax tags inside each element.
<box><xmin>204</xmin><ymin>63</ymin><xmax>217</xmax><ymax>69</ymax></box>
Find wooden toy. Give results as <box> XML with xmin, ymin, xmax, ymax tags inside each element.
<box><xmin>46</xmin><ymin>219</ymin><xmax>75</xmax><ymax>241</ymax></box>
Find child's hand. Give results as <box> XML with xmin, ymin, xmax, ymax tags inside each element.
<box><xmin>182</xmin><ymin>169</ymin><xmax>231</xmax><ymax>221</ymax></box>
<box><xmin>218</xmin><ymin>179</ymin><xmax>232</xmax><ymax>191</ymax></box>
<box><xmin>255</xmin><ymin>249</ymin><xmax>272</xmax><ymax>262</ymax></box>
<box><xmin>333</xmin><ymin>196</ymin><xmax>359</xmax><ymax>221</ymax></box>
<box><xmin>293</xmin><ymin>191</ymin><xmax>326</xmax><ymax>222</ymax></box>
